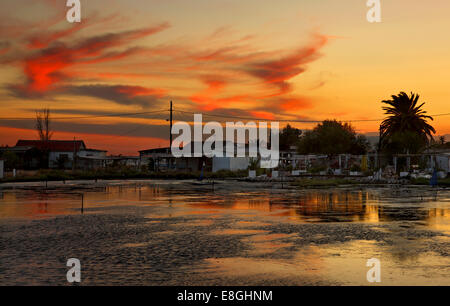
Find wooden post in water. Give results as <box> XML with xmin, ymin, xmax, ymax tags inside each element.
<box><xmin>81</xmin><ymin>193</ymin><xmax>84</xmax><ymax>214</ymax></box>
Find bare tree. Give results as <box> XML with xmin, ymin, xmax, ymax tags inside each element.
<box><xmin>35</xmin><ymin>108</ymin><xmax>53</xmax><ymax>142</ymax></box>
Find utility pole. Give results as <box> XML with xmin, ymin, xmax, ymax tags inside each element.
<box><xmin>169</xmin><ymin>100</ymin><xmax>173</xmax><ymax>147</ymax></box>
<box><xmin>72</xmin><ymin>136</ymin><xmax>76</xmax><ymax>171</ymax></box>
<box><xmin>169</xmin><ymin>101</ymin><xmax>173</xmax><ymax>171</ymax></box>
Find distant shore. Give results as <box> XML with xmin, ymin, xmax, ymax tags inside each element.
<box><xmin>1</xmin><ymin>168</ymin><xmax>450</xmax><ymax>188</ymax></box>
<box><xmin>0</xmin><ymin>168</ymin><xmax>247</xmax><ymax>183</ymax></box>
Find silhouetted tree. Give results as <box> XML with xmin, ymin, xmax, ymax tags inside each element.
<box><xmin>35</xmin><ymin>108</ymin><xmax>52</xmax><ymax>142</ymax></box>
<box><xmin>1</xmin><ymin>151</ymin><xmax>20</xmax><ymax>170</ymax></box>
<box><xmin>35</xmin><ymin>108</ymin><xmax>52</xmax><ymax>168</ymax></box>
<box><xmin>297</xmin><ymin>120</ymin><xmax>370</xmax><ymax>157</ymax></box>
<box><xmin>379</xmin><ymin>92</ymin><xmax>435</xmax><ymax>153</ymax></box>
<box><xmin>279</xmin><ymin>124</ymin><xmax>302</xmax><ymax>151</ymax></box>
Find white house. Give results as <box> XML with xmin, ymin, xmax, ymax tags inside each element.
<box><xmin>139</xmin><ymin>142</ymin><xmax>251</xmax><ymax>173</ymax></box>
<box><xmin>435</xmin><ymin>153</ymin><xmax>450</xmax><ymax>173</ymax></box>
<box><xmin>15</xmin><ymin>140</ymin><xmax>107</xmax><ymax>169</ymax></box>
<box><xmin>212</xmin><ymin>157</ymin><xmax>250</xmax><ymax>172</ymax></box>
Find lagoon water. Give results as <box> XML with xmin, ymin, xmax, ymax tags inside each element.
<box><xmin>0</xmin><ymin>180</ymin><xmax>449</xmax><ymax>285</ymax></box>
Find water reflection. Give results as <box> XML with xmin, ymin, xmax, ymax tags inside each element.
<box><xmin>0</xmin><ymin>183</ymin><xmax>449</xmax><ymax>234</ymax></box>
<box><xmin>1</xmin><ymin>181</ymin><xmax>449</xmax><ymax>285</ymax></box>
<box><xmin>187</xmin><ymin>189</ymin><xmax>450</xmax><ymax>232</ymax></box>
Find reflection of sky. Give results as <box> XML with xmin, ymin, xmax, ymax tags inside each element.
<box><xmin>1</xmin><ymin>182</ymin><xmax>449</xmax><ymax>285</ymax></box>
<box><xmin>1</xmin><ymin>184</ymin><xmax>449</xmax><ymax>235</ymax></box>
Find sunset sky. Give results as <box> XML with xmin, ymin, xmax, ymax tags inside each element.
<box><xmin>1</xmin><ymin>0</ymin><xmax>450</xmax><ymax>155</ymax></box>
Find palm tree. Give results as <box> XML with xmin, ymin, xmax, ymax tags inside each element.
<box><xmin>379</xmin><ymin>92</ymin><xmax>435</xmax><ymax>151</ymax></box>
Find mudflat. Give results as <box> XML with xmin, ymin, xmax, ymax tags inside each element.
<box><xmin>0</xmin><ymin>180</ymin><xmax>449</xmax><ymax>285</ymax></box>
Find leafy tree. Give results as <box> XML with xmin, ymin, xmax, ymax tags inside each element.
<box><xmin>279</xmin><ymin>124</ymin><xmax>302</xmax><ymax>151</ymax></box>
<box><xmin>1</xmin><ymin>151</ymin><xmax>21</xmax><ymax>170</ymax></box>
<box><xmin>248</xmin><ymin>157</ymin><xmax>259</xmax><ymax>170</ymax></box>
<box><xmin>297</xmin><ymin>120</ymin><xmax>370</xmax><ymax>157</ymax></box>
<box><xmin>429</xmin><ymin>136</ymin><xmax>450</xmax><ymax>150</ymax></box>
<box><xmin>379</xmin><ymin>92</ymin><xmax>435</xmax><ymax>153</ymax></box>
<box><xmin>382</xmin><ymin>131</ymin><xmax>426</xmax><ymax>155</ymax></box>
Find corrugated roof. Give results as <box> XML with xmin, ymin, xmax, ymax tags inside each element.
<box><xmin>16</xmin><ymin>140</ymin><xmax>86</xmax><ymax>152</ymax></box>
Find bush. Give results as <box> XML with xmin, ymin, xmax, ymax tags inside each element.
<box><xmin>208</xmin><ymin>169</ymin><xmax>247</xmax><ymax>178</ymax></box>
<box><xmin>0</xmin><ymin>167</ymin><xmax>250</xmax><ymax>183</ymax></box>
<box><xmin>293</xmin><ymin>178</ymin><xmax>356</xmax><ymax>187</ymax></box>
<box><xmin>350</xmin><ymin>164</ymin><xmax>361</xmax><ymax>172</ymax></box>
<box><xmin>308</xmin><ymin>165</ymin><xmax>327</xmax><ymax>174</ymax></box>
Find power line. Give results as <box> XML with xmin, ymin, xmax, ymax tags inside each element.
<box><xmin>0</xmin><ymin>109</ymin><xmax>168</xmax><ymax>120</ymax></box>
<box><xmin>175</xmin><ymin>109</ymin><xmax>378</xmax><ymax>123</ymax></box>
<box><xmin>1</xmin><ymin>107</ymin><xmax>450</xmax><ymax>123</ymax></box>
<box><xmin>103</xmin><ymin>124</ymin><xmax>147</xmax><ymax>139</ymax></box>
<box><xmin>174</xmin><ymin>109</ymin><xmax>450</xmax><ymax>123</ymax></box>
<box><xmin>431</xmin><ymin>112</ymin><xmax>450</xmax><ymax>117</ymax></box>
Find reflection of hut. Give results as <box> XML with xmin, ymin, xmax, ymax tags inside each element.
<box><xmin>293</xmin><ymin>191</ymin><xmax>372</xmax><ymax>221</ymax></box>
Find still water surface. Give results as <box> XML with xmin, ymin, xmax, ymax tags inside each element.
<box><xmin>0</xmin><ymin>180</ymin><xmax>449</xmax><ymax>285</ymax></box>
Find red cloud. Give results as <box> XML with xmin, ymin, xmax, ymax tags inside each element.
<box><xmin>184</xmin><ymin>32</ymin><xmax>329</xmax><ymax>116</ymax></box>
<box><xmin>5</xmin><ymin>8</ymin><xmax>328</xmax><ymax>122</ymax></box>
<box><xmin>249</xmin><ymin>111</ymin><xmax>275</xmax><ymax>120</ymax></box>
<box><xmin>65</xmin><ymin>84</ymin><xmax>167</xmax><ymax>108</ymax></box>
<box><xmin>11</xmin><ymin>23</ymin><xmax>170</xmax><ymax>96</ymax></box>
<box><xmin>0</xmin><ymin>45</ymin><xmax>11</xmax><ymax>56</ymax></box>
<box><xmin>189</xmin><ymin>77</ymin><xmax>226</xmax><ymax>107</ymax></box>
<box><xmin>27</xmin><ymin>22</ymin><xmax>88</xmax><ymax>49</ymax></box>
<box><xmin>189</xmin><ymin>77</ymin><xmax>250</xmax><ymax>111</ymax></box>
<box><xmin>245</xmin><ymin>33</ymin><xmax>329</xmax><ymax>95</ymax></box>
<box><xmin>279</xmin><ymin>97</ymin><xmax>313</xmax><ymax>111</ymax></box>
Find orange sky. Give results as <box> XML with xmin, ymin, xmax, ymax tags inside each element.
<box><xmin>1</xmin><ymin>0</ymin><xmax>450</xmax><ymax>155</ymax></box>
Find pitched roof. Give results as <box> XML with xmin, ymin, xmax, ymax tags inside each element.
<box><xmin>15</xmin><ymin>140</ymin><xmax>86</xmax><ymax>152</ymax></box>
<box><xmin>0</xmin><ymin>146</ymin><xmax>36</xmax><ymax>153</ymax></box>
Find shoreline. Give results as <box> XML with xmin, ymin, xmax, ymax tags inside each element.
<box><xmin>1</xmin><ymin>176</ymin><xmax>448</xmax><ymax>189</ymax></box>
<box><xmin>0</xmin><ymin>178</ymin><xmax>449</xmax><ymax>191</ymax></box>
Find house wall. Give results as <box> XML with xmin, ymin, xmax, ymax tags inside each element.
<box><xmin>78</xmin><ymin>150</ymin><xmax>106</xmax><ymax>158</ymax></box>
<box><xmin>213</xmin><ymin>157</ymin><xmax>249</xmax><ymax>172</ymax></box>
<box><xmin>174</xmin><ymin>158</ymin><xmax>202</xmax><ymax>171</ymax></box>
<box><xmin>78</xmin><ymin>159</ymin><xmax>105</xmax><ymax>170</ymax></box>
<box><xmin>435</xmin><ymin>155</ymin><xmax>450</xmax><ymax>173</ymax></box>
<box><xmin>230</xmin><ymin>157</ymin><xmax>250</xmax><ymax>171</ymax></box>
<box><xmin>49</xmin><ymin>150</ymin><xmax>107</xmax><ymax>169</ymax></box>
<box><xmin>49</xmin><ymin>151</ymin><xmax>74</xmax><ymax>168</ymax></box>
<box><xmin>212</xmin><ymin>157</ymin><xmax>230</xmax><ymax>172</ymax></box>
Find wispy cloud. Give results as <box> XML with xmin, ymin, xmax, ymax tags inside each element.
<box><xmin>64</xmin><ymin>84</ymin><xmax>167</xmax><ymax>108</ymax></box>
<box><xmin>0</xmin><ymin>2</ymin><xmax>330</xmax><ymax>152</ymax></box>
<box><xmin>243</xmin><ymin>33</ymin><xmax>329</xmax><ymax>96</ymax></box>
